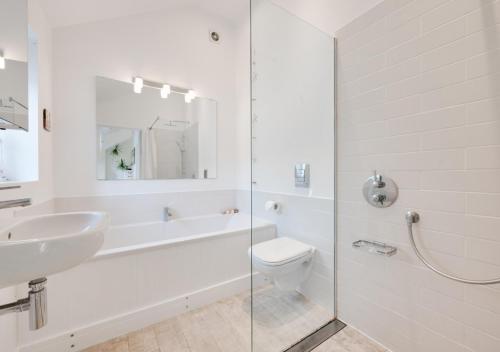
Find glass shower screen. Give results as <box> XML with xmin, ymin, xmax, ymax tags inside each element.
<box><xmin>250</xmin><ymin>0</ymin><xmax>336</xmax><ymax>350</ymax></box>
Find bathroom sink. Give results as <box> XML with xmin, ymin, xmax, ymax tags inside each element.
<box><xmin>0</xmin><ymin>212</ymin><xmax>109</xmax><ymax>289</ymax></box>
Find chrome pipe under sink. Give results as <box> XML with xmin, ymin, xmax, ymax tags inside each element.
<box><xmin>0</xmin><ymin>278</ymin><xmax>48</xmax><ymax>330</ymax></box>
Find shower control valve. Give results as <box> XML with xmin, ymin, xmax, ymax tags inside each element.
<box><xmin>372</xmin><ymin>193</ymin><xmax>386</xmax><ymax>206</ymax></box>
<box><xmin>362</xmin><ymin>171</ymin><xmax>398</xmax><ymax>208</ymax></box>
<box><xmin>372</xmin><ymin>170</ymin><xmax>385</xmax><ymax>188</ymax></box>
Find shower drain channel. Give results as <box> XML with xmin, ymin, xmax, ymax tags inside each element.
<box><xmin>284</xmin><ymin>319</ymin><xmax>347</xmax><ymax>352</ymax></box>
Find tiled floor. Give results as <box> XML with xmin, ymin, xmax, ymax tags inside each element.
<box><xmin>83</xmin><ymin>286</ymin><xmax>386</xmax><ymax>352</ymax></box>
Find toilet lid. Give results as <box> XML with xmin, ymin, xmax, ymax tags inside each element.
<box><xmin>251</xmin><ymin>237</ymin><xmax>313</xmax><ymax>266</ymax></box>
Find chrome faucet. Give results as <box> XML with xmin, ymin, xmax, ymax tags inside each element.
<box><xmin>0</xmin><ymin>185</ymin><xmax>31</xmax><ymax>210</ymax></box>
<box><xmin>0</xmin><ymin>185</ymin><xmax>21</xmax><ymax>190</ymax></box>
<box><xmin>163</xmin><ymin>207</ymin><xmax>173</xmax><ymax>221</ymax></box>
<box><xmin>0</xmin><ymin>198</ymin><xmax>31</xmax><ymax>209</ymax></box>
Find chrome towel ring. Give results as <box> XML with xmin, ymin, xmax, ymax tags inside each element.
<box><xmin>406</xmin><ymin>211</ymin><xmax>500</xmax><ymax>285</ymax></box>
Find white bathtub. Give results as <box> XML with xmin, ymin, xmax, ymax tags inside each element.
<box><xmin>19</xmin><ymin>213</ymin><xmax>276</xmax><ymax>352</ymax></box>
<box><xmin>97</xmin><ymin>213</ymin><xmax>272</xmax><ymax>258</ymax></box>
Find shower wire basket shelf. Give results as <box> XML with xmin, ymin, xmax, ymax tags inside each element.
<box><xmin>352</xmin><ymin>240</ymin><xmax>397</xmax><ymax>257</ymax></box>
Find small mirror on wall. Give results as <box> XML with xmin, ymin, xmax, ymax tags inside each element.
<box><xmin>0</xmin><ymin>0</ymin><xmax>29</xmax><ymax>131</ymax></box>
<box><xmin>96</xmin><ymin>76</ymin><xmax>217</xmax><ymax>180</ymax></box>
<box><xmin>0</xmin><ymin>59</ymin><xmax>28</xmax><ymax>131</ymax></box>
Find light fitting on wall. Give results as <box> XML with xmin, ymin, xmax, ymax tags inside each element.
<box><xmin>133</xmin><ymin>77</ymin><xmax>143</xmax><ymax>94</ymax></box>
<box><xmin>131</xmin><ymin>76</ymin><xmax>197</xmax><ymax>103</ymax></box>
<box><xmin>185</xmin><ymin>90</ymin><xmax>197</xmax><ymax>103</ymax></box>
<box><xmin>160</xmin><ymin>84</ymin><xmax>171</xmax><ymax>99</ymax></box>
<box><xmin>0</xmin><ymin>52</ymin><xmax>5</xmax><ymax>70</ymax></box>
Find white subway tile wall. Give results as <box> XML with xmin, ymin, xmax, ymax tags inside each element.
<box><xmin>336</xmin><ymin>1</ymin><xmax>500</xmax><ymax>352</ymax></box>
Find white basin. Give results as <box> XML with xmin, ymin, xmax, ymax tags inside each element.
<box><xmin>0</xmin><ymin>212</ymin><xmax>109</xmax><ymax>289</ymax></box>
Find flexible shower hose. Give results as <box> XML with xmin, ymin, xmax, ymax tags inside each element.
<box><xmin>406</xmin><ymin>211</ymin><xmax>500</xmax><ymax>285</ymax></box>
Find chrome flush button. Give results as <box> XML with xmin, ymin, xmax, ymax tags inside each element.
<box><xmin>295</xmin><ymin>164</ymin><xmax>310</xmax><ymax>188</ymax></box>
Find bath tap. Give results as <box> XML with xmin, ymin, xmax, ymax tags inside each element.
<box><xmin>0</xmin><ymin>198</ymin><xmax>31</xmax><ymax>209</ymax></box>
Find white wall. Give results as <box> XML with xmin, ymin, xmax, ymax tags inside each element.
<box><xmin>52</xmin><ymin>7</ymin><xmax>240</xmax><ymax>197</ymax></box>
<box><xmin>38</xmin><ymin>0</ymin><xmax>249</xmax><ymax>30</ymax></box>
<box><xmin>337</xmin><ymin>1</ymin><xmax>500</xmax><ymax>351</ymax></box>
<box><xmin>234</xmin><ymin>14</ymin><xmax>252</xmax><ymax>190</ymax></box>
<box><xmin>251</xmin><ymin>0</ymin><xmax>335</xmax><ymax>199</ymax></box>
<box><xmin>0</xmin><ymin>1</ymin><xmax>54</xmax><ymax>351</ymax></box>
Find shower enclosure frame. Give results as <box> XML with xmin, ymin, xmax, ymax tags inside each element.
<box><xmin>249</xmin><ymin>1</ymin><xmax>343</xmax><ymax>347</ymax></box>
<box><xmin>283</xmin><ymin>36</ymin><xmax>344</xmax><ymax>352</ymax></box>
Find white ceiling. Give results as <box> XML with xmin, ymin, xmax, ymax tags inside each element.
<box><xmin>273</xmin><ymin>0</ymin><xmax>384</xmax><ymax>35</ymax></box>
<box><xmin>36</xmin><ymin>0</ymin><xmax>250</xmax><ymax>28</ymax></box>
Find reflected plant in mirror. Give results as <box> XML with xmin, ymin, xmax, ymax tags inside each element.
<box><xmin>96</xmin><ymin>76</ymin><xmax>217</xmax><ymax>180</ymax></box>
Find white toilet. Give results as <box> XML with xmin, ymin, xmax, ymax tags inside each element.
<box><xmin>249</xmin><ymin>237</ymin><xmax>315</xmax><ymax>291</ymax></box>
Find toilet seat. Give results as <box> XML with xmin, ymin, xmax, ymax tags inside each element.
<box><xmin>249</xmin><ymin>237</ymin><xmax>315</xmax><ymax>291</ymax></box>
<box><xmin>251</xmin><ymin>237</ymin><xmax>313</xmax><ymax>266</ymax></box>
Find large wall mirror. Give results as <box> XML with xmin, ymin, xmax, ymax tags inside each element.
<box><xmin>96</xmin><ymin>77</ymin><xmax>217</xmax><ymax>180</ymax></box>
<box><xmin>0</xmin><ymin>0</ymin><xmax>29</xmax><ymax>131</ymax></box>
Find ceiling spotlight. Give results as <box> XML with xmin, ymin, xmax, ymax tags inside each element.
<box><xmin>185</xmin><ymin>90</ymin><xmax>197</xmax><ymax>103</ymax></box>
<box><xmin>133</xmin><ymin>77</ymin><xmax>143</xmax><ymax>94</ymax></box>
<box><xmin>160</xmin><ymin>84</ymin><xmax>171</xmax><ymax>99</ymax></box>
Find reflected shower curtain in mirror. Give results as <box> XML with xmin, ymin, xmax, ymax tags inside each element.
<box><xmin>140</xmin><ymin>128</ymin><xmax>158</xmax><ymax>179</ymax></box>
